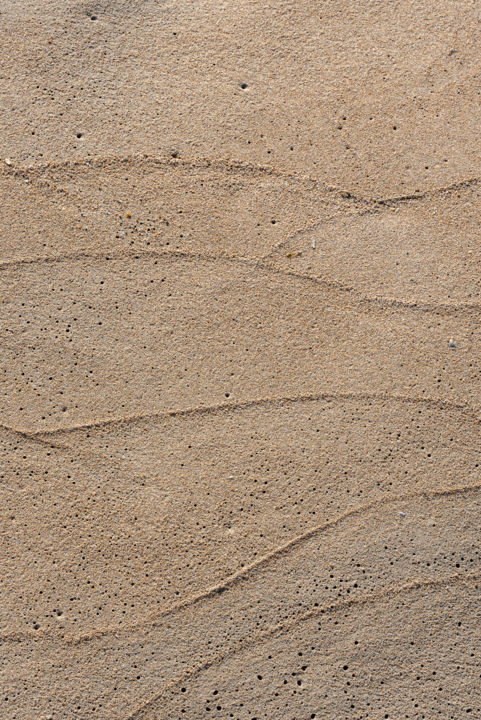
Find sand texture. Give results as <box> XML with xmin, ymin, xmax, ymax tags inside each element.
<box><xmin>1</xmin><ymin>1</ymin><xmax>481</xmax><ymax>719</ymax></box>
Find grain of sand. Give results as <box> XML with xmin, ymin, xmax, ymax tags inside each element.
<box><xmin>1</xmin><ymin>1</ymin><xmax>481</xmax><ymax>719</ymax></box>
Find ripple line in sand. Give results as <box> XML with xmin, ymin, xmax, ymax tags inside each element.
<box><xmin>0</xmin><ymin>424</ymin><xmax>68</xmax><ymax>451</ymax></box>
<box><xmin>1</xmin><ymin>483</ymin><xmax>479</xmax><ymax>646</ymax></box>
<box><xmin>2</xmin><ymin>154</ymin><xmax>370</xmax><ymax>204</ymax></box>
<box><xmin>126</xmin><ymin>570</ymin><xmax>481</xmax><ymax>720</ymax></box>
<box><xmin>260</xmin><ymin>211</ymin><xmax>370</xmax><ymax>261</ymax></box>
<box><xmin>1</xmin><ymin>248</ymin><xmax>480</xmax><ymax>315</ymax></box>
<box><xmin>65</xmin><ymin>482</ymin><xmax>481</xmax><ymax>646</ymax></box>
<box><xmin>2</xmin><ymin>390</ymin><xmax>479</xmax><ymax>439</ymax></box>
<box><xmin>3</xmin><ymin>153</ymin><xmax>480</xmax><ymax>204</ymax></box>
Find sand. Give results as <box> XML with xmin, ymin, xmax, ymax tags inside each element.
<box><xmin>1</xmin><ymin>1</ymin><xmax>481</xmax><ymax>719</ymax></box>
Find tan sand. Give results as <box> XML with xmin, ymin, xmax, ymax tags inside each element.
<box><xmin>1</xmin><ymin>1</ymin><xmax>481</xmax><ymax>718</ymax></box>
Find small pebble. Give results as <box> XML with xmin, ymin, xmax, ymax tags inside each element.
<box><xmin>448</xmin><ymin>338</ymin><xmax>456</xmax><ymax>348</ymax></box>
<box><xmin>311</xmin><ymin>238</ymin><xmax>316</xmax><ymax>249</ymax></box>
<box><xmin>399</xmin><ymin>512</ymin><xmax>406</xmax><ymax>518</ymax></box>
<box><xmin>5</xmin><ymin>158</ymin><xmax>12</xmax><ymax>166</ymax></box>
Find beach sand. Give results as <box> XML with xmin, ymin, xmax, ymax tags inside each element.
<box><xmin>1</xmin><ymin>1</ymin><xmax>480</xmax><ymax>718</ymax></box>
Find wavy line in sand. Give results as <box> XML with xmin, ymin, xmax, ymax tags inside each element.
<box><xmin>3</xmin><ymin>153</ymin><xmax>480</xmax><ymax>205</ymax></box>
<box><xmin>2</xmin><ymin>481</ymin><xmax>478</xmax><ymax>646</ymax></box>
<box><xmin>66</xmin><ymin>482</ymin><xmax>481</xmax><ymax>645</ymax></box>
<box><xmin>5</xmin><ymin>156</ymin><xmax>478</xmax><ymax>276</ymax></box>
<box><xmin>0</xmin><ymin>157</ymin><xmax>378</xmax><ymax>250</ymax></box>
<box><xmin>0</xmin><ymin>427</ymin><xmax>147</xmax><ymax>498</ymax></box>
<box><xmin>0</xmin><ymin>425</ymin><xmax>69</xmax><ymax>451</ymax></box>
<box><xmin>2</xmin><ymin>390</ymin><xmax>477</xmax><ymax>501</ymax></box>
<box><xmin>1</xmin><ymin>247</ymin><xmax>480</xmax><ymax>315</ymax></box>
<box><xmin>260</xmin><ymin>212</ymin><xmax>369</xmax><ymax>261</ymax></box>
<box><xmin>2</xmin><ymin>390</ymin><xmax>480</xmax><ymax>440</ymax></box>
<box><xmin>126</xmin><ymin>570</ymin><xmax>481</xmax><ymax>720</ymax></box>
<box><xmin>0</xmin><ymin>165</ymin><xmax>103</xmax><ymax>217</ymax></box>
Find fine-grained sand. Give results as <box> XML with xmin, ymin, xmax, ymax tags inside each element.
<box><xmin>1</xmin><ymin>2</ymin><xmax>480</xmax><ymax>719</ymax></box>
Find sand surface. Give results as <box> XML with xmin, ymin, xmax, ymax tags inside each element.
<box><xmin>1</xmin><ymin>1</ymin><xmax>481</xmax><ymax>719</ymax></box>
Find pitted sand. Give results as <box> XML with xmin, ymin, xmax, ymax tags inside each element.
<box><xmin>1</xmin><ymin>2</ymin><xmax>480</xmax><ymax>719</ymax></box>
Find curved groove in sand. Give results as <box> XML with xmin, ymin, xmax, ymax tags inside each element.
<box><xmin>2</xmin><ymin>390</ymin><xmax>480</xmax><ymax>439</ymax></box>
<box><xmin>66</xmin><ymin>482</ymin><xmax>481</xmax><ymax>645</ymax></box>
<box><xmin>126</xmin><ymin>570</ymin><xmax>481</xmax><ymax>720</ymax></box>
<box><xmin>2</xmin><ymin>481</ymin><xmax>478</xmax><ymax>646</ymax></box>
<box><xmin>1</xmin><ymin>247</ymin><xmax>480</xmax><ymax>314</ymax></box>
<box><xmin>260</xmin><ymin>212</ymin><xmax>371</xmax><ymax>261</ymax></box>
<box><xmin>0</xmin><ymin>426</ymin><xmax>68</xmax><ymax>451</ymax></box>
<box><xmin>3</xmin><ymin>153</ymin><xmax>480</xmax><ymax>204</ymax></box>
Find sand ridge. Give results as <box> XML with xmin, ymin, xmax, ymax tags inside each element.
<box><xmin>1</xmin><ymin>1</ymin><xmax>481</xmax><ymax>719</ymax></box>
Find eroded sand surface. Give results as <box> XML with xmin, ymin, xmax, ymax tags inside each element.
<box><xmin>1</xmin><ymin>2</ymin><xmax>481</xmax><ymax>719</ymax></box>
